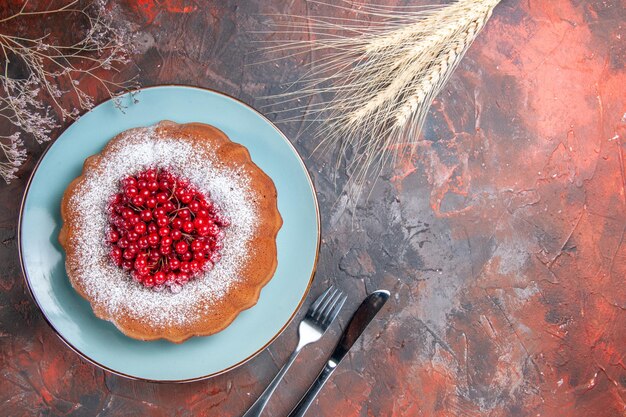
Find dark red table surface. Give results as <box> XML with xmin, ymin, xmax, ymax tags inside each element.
<box><xmin>1</xmin><ymin>0</ymin><xmax>625</xmax><ymax>416</ymax></box>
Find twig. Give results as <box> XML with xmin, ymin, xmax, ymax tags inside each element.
<box><xmin>0</xmin><ymin>0</ymin><xmax>137</xmax><ymax>183</ymax></box>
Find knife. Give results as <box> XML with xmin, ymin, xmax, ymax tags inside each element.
<box><xmin>287</xmin><ymin>290</ymin><xmax>390</xmax><ymax>417</ymax></box>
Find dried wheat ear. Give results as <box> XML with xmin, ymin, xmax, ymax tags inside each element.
<box><xmin>258</xmin><ymin>0</ymin><xmax>501</xmax><ymax>201</ymax></box>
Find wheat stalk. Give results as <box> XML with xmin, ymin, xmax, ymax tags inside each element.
<box><xmin>260</xmin><ymin>0</ymin><xmax>501</xmax><ymax>202</ymax></box>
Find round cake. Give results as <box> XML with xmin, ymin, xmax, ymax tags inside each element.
<box><xmin>58</xmin><ymin>120</ymin><xmax>282</xmax><ymax>343</ymax></box>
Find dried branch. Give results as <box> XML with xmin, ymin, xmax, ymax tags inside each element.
<box><xmin>0</xmin><ymin>0</ymin><xmax>137</xmax><ymax>183</ymax></box>
<box><xmin>0</xmin><ymin>132</ymin><xmax>26</xmax><ymax>183</ymax></box>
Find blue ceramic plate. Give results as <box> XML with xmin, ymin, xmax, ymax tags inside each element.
<box><xmin>18</xmin><ymin>86</ymin><xmax>319</xmax><ymax>382</ymax></box>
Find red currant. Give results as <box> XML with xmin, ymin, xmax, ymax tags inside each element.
<box><xmin>208</xmin><ymin>224</ymin><xmax>220</xmax><ymax>236</ymax></box>
<box><xmin>146</xmin><ymin>169</ymin><xmax>157</xmax><ymax>181</ymax></box>
<box><xmin>134</xmin><ymin>222</ymin><xmax>147</xmax><ymax>234</ymax></box>
<box><xmin>179</xmin><ymin>262</ymin><xmax>191</xmax><ymax>273</ymax></box>
<box><xmin>108</xmin><ymin>230</ymin><xmax>120</xmax><ymax>243</ymax></box>
<box><xmin>171</xmin><ymin>229</ymin><xmax>183</xmax><ymax>240</ymax></box>
<box><xmin>134</xmin><ymin>257</ymin><xmax>147</xmax><ymax>269</ymax></box>
<box><xmin>169</xmin><ymin>258</ymin><xmax>180</xmax><ymax>271</ymax></box>
<box><xmin>182</xmin><ymin>221</ymin><xmax>194</xmax><ymax>233</ymax></box>
<box><xmin>197</xmin><ymin>225</ymin><xmax>210</xmax><ymax>237</ymax></box>
<box><xmin>138</xmin><ymin>236</ymin><xmax>149</xmax><ymax>248</ymax></box>
<box><xmin>124</xmin><ymin>186</ymin><xmax>138</xmax><ymax>198</ymax></box>
<box><xmin>121</xmin><ymin>177</ymin><xmax>137</xmax><ymax>188</ymax></box>
<box><xmin>154</xmin><ymin>271</ymin><xmax>166</xmax><ymax>285</ymax></box>
<box><xmin>147</xmin><ymin>233</ymin><xmax>160</xmax><ymax>246</ymax></box>
<box><xmin>172</xmin><ymin>218</ymin><xmax>183</xmax><ymax>229</ymax></box>
<box><xmin>189</xmin><ymin>200</ymin><xmax>201</xmax><ymax>212</ymax></box>
<box><xmin>175</xmin><ymin>241</ymin><xmax>188</xmax><ymax>254</ymax></box>
<box><xmin>190</xmin><ymin>240</ymin><xmax>202</xmax><ymax>252</ymax></box>
<box><xmin>156</xmin><ymin>215</ymin><xmax>168</xmax><ymax>227</ymax></box>
<box><xmin>111</xmin><ymin>246</ymin><xmax>122</xmax><ymax>258</ymax></box>
<box><xmin>160</xmin><ymin>244</ymin><xmax>171</xmax><ymax>255</ymax></box>
<box><xmin>200</xmin><ymin>195</ymin><xmax>211</xmax><ymax>205</ymax></box>
<box><xmin>140</xmin><ymin>210</ymin><xmax>152</xmax><ymax>222</ymax></box>
<box><xmin>216</xmin><ymin>215</ymin><xmax>230</xmax><ymax>227</ymax></box>
<box><xmin>131</xmin><ymin>196</ymin><xmax>144</xmax><ymax>206</ymax></box>
<box><xmin>156</xmin><ymin>192</ymin><xmax>168</xmax><ymax>204</ymax></box>
<box><xmin>146</xmin><ymin>197</ymin><xmax>157</xmax><ymax>208</ymax></box>
<box><xmin>194</xmin><ymin>217</ymin><xmax>208</xmax><ymax>228</ymax></box>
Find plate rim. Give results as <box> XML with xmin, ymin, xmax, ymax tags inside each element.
<box><xmin>17</xmin><ymin>84</ymin><xmax>320</xmax><ymax>383</ymax></box>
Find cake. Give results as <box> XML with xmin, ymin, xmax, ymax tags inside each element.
<box><xmin>58</xmin><ymin>121</ymin><xmax>282</xmax><ymax>343</ymax></box>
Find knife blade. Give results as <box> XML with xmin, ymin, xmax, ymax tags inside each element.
<box><xmin>287</xmin><ymin>290</ymin><xmax>390</xmax><ymax>417</ymax></box>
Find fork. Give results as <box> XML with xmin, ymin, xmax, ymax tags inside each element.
<box><xmin>242</xmin><ymin>286</ymin><xmax>346</xmax><ymax>417</ymax></box>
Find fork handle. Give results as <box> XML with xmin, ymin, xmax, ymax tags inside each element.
<box><xmin>287</xmin><ymin>361</ymin><xmax>337</xmax><ymax>417</ymax></box>
<box><xmin>242</xmin><ymin>348</ymin><xmax>301</xmax><ymax>417</ymax></box>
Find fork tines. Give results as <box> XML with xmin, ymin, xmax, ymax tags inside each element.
<box><xmin>307</xmin><ymin>286</ymin><xmax>346</xmax><ymax>328</ymax></box>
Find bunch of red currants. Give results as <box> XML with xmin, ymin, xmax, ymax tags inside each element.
<box><xmin>107</xmin><ymin>168</ymin><xmax>229</xmax><ymax>289</ymax></box>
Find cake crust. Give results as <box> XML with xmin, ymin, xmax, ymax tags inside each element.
<box><xmin>58</xmin><ymin>121</ymin><xmax>282</xmax><ymax>343</ymax></box>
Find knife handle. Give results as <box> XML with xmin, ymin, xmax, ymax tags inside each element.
<box><xmin>287</xmin><ymin>360</ymin><xmax>337</xmax><ymax>417</ymax></box>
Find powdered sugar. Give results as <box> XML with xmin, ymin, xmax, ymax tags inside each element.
<box><xmin>68</xmin><ymin>126</ymin><xmax>258</xmax><ymax>329</ymax></box>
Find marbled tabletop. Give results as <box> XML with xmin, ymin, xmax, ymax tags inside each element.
<box><xmin>1</xmin><ymin>0</ymin><xmax>625</xmax><ymax>416</ymax></box>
